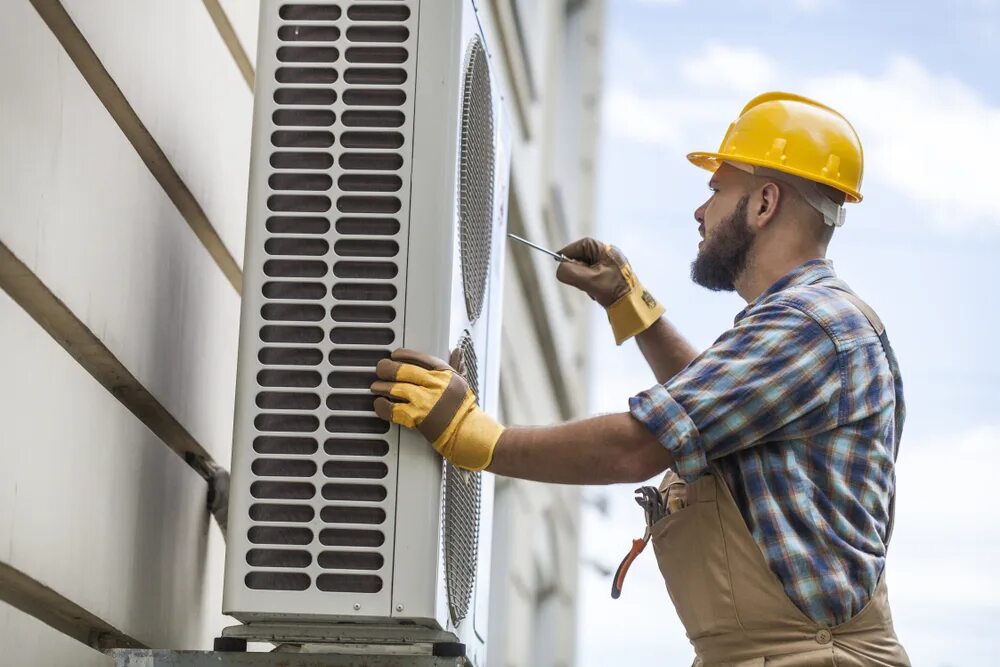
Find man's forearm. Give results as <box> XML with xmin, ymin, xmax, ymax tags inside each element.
<box><xmin>485</xmin><ymin>412</ymin><xmax>674</xmax><ymax>485</ymax></box>
<box><xmin>636</xmin><ymin>317</ymin><xmax>700</xmax><ymax>384</ymax></box>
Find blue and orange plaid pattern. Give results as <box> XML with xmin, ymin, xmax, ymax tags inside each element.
<box><xmin>629</xmin><ymin>259</ymin><xmax>904</xmax><ymax>627</ymax></box>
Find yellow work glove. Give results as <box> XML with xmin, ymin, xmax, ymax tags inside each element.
<box><xmin>556</xmin><ymin>237</ymin><xmax>665</xmax><ymax>345</ymax></box>
<box><xmin>370</xmin><ymin>348</ymin><xmax>504</xmax><ymax>471</ymax></box>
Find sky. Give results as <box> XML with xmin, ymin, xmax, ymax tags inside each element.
<box><xmin>574</xmin><ymin>0</ymin><xmax>1000</xmax><ymax>664</ymax></box>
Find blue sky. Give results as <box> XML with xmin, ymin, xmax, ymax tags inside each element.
<box><xmin>574</xmin><ymin>1</ymin><xmax>1000</xmax><ymax>664</ymax></box>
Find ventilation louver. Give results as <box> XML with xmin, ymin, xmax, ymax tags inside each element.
<box><xmin>245</xmin><ymin>0</ymin><xmax>417</xmax><ymax>597</ymax></box>
<box><xmin>226</xmin><ymin>4</ymin><xmax>511</xmax><ymax>662</ymax></box>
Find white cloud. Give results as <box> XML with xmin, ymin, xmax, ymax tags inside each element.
<box><xmin>805</xmin><ymin>55</ymin><xmax>1000</xmax><ymax>231</ymax></box>
<box><xmin>890</xmin><ymin>425</ymin><xmax>1000</xmax><ymax>606</ymax></box>
<box><xmin>603</xmin><ymin>45</ymin><xmax>1000</xmax><ymax>233</ymax></box>
<box><xmin>680</xmin><ymin>42</ymin><xmax>778</xmax><ymax>94</ymax></box>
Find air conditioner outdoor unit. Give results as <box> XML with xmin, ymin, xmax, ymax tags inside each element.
<box><xmin>223</xmin><ymin>1</ymin><xmax>511</xmax><ymax>663</ymax></box>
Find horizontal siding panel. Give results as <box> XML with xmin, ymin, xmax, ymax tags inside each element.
<box><xmin>0</xmin><ymin>600</ymin><xmax>112</xmax><ymax>667</ymax></box>
<box><xmin>0</xmin><ymin>291</ymin><xmax>228</xmax><ymax>649</ymax></box>
<box><xmin>219</xmin><ymin>0</ymin><xmax>261</xmax><ymax>69</ymax></box>
<box><xmin>0</xmin><ymin>1</ymin><xmax>240</xmax><ymax>464</ymax></box>
<box><xmin>60</xmin><ymin>0</ymin><xmax>253</xmax><ymax>265</ymax></box>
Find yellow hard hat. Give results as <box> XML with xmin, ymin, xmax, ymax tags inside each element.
<box><xmin>687</xmin><ymin>92</ymin><xmax>864</xmax><ymax>202</ymax></box>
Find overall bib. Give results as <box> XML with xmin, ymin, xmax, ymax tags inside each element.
<box><xmin>650</xmin><ymin>291</ymin><xmax>910</xmax><ymax>666</ymax></box>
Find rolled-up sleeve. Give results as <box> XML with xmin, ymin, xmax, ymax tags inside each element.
<box><xmin>629</xmin><ymin>299</ymin><xmax>841</xmax><ymax>482</ymax></box>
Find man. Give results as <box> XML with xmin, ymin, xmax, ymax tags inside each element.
<box><xmin>370</xmin><ymin>92</ymin><xmax>909</xmax><ymax>665</ymax></box>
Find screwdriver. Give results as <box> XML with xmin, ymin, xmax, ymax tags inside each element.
<box><xmin>507</xmin><ymin>233</ymin><xmax>572</xmax><ymax>262</ymax></box>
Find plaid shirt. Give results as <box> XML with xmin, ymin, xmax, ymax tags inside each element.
<box><xmin>629</xmin><ymin>259</ymin><xmax>904</xmax><ymax>627</ymax></box>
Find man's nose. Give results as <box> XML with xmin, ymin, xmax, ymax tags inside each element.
<box><xmin>694</xmin><ymin>202</ymin><xmax>706</xmax><ymax>224</ymax></box>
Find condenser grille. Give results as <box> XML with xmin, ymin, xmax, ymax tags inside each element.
<box><xmin>441</xmin><ymin>331</ymin><xmax>482</xmax><ymax>624</ymax></box>
<box><xmin>243</xmin><ymin>0</ymin><xmax>418</xmax><ymax>599</ymax></box>
<box><xmin>458</xmin><ymin>36</ymin><xmax>496</xmax><ymax>323</ymax></box>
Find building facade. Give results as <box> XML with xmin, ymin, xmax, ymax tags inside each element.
<box><xmin>0</xmin><ymin>1</ymin><xmax>603</xmax><ymax>665</ymax></box>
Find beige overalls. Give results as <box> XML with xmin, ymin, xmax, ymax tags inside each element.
<box><xmin>649</xmin><ymin>291</ymin><xmax>910</xmax><ymax>666</ymax></box>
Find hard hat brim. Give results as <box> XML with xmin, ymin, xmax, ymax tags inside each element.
<box><xmin>686</xmin><ymin>151</ymin><xmax>862</xmax><ymax>203</ymax></box>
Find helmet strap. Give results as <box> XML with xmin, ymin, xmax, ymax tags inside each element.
<box><xmin>724</xmin><ymin>161</ymin><xmax>846</xmax><ymax>228</ymax></box>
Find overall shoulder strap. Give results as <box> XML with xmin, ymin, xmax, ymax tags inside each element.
<box><xmin>827</xmin><ymin>285</ymin><xmax>901</xmax><ymax>546</ymax></box>
<box><xmin>828</xmin><ymin>286</ymin><xmax>885</xmax><ymax>336</ymax></box>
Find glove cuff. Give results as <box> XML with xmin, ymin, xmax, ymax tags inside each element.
<box><xmin>431</xmin><ymin>392</ymin><xmax>505</xmax><ymax>471</ymax></box>
<box><xmin>606</xmin><ymin>279</ymin><xmax>665</xmax><ymax>345</ymax></box>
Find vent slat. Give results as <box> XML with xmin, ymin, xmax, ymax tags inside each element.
<box><xmin>262</xmin><ymin>282</ymin><xmax>327</xmax><ymax>301</ymax></box>
<box><xmin>250</xmin><ymin>504</ymin><xmax>316</xmax><ymax>523</ymax></box>
<box><xmin>330</xmin><ymin>327</ymin><xmax>395</xmax><ymax>345</ymax></box>
<box><xmin>258</xmin><ymin>369</ymin><xmax>322</xmax><ymax>388</ymax></box>
<box><xmin>327</xmin><ymin>371</ymin><xmax>378</xmax><ymax>389</ymax></box>
<box><xmin>331</xmin><ymin>283</ymin><xmax>397</xmax><ymax>301</ymax></box>
<box><xmin>324</xmin><ymin>460</ymin><xmax>389</xmax><ymax>479</ymax></box>
<box><xmin>345</xmin><ymin>46</ymin><xmax>407</xmax><ymax>64</ymax></box>
<box><xmin>339</xmin><ymin>153</ymin><xmax>403</xmax><ymax>171</ymax></box>
<box><xmin>334</xmin><ymin>239</ymin><xmax>399</xmax><ymax>257</ymax></box>
<box><xmin>250</xmin><ymin>480</ymin><xmax>316</xmax><ymax>500</ymax></box>
<box><xmin>346</xmin><ymin>26</ymin><xmax>409</xmax><ymax>43</ymax></box>
<box><xmin>325</xmin><ymin>439</ymin><xmax>390</xmax><ymax>457</ymax></box>
<box><xmin>273</xmin><ymin>109</ymin><xmax>336</xmax><ymax>127</ymax></box>
<box><xmin>246</xmin><ymin>572</ymin><xmax>311</xmax><ymax>591</ymax></box>
<box><xmin>320</xmin><ymin>506</ymin><xmax>387</xmax><ymax>524</ymax></box>
<box><xmin>256</xmin><ymin>391</ymin><xmax>322</xmax><ymax>411</ymax></box>
<box><xmin>337</xmin><ymin>174</ymin><xmax>402</xmax><ymax>193</ymax></box>
<box><xmin>317</xmin><ymin>574</ymin><xmax>383</xmax><ymax>593</ymax></box>
<box><xmin>253</xmin><ymin>413</ymin><xmax>319</xmax><ymax>433</ymax></box>
<box><xmin>279</xmin><ymin>5</ymin><xmax>342</xmax><ymax>21</ymax></box>
<box><xmin>276</xmin><ymin>67</ymin><xmax>338</xmax><ymax>84</ymax></box>
<box><xmin>278</xmin><ymin>25</ymin><xmax>341</xmax><ymax>42</ymax></box>
<box><xmin>319</xmin><ymin>528</ymin><xmax>384</xmax><ymax>548</ymax></box>
<box><xmin>342</xmin><ymin>110</ymin><xmax>405</xmax><ymax>128</ymax></box>
<box><xmin>265</xmin><ymin>237</ymin><xmax>330</xmax><ymax>256</ymax></box>
<box><xmin>247</xmin><ymin>549</ymin><xmax>313</xmax><ymax>568</ymax></box>
<box><xmin>248</xmin><ymin>525</ymin><xmax>313</xmax><ymax>545</ymax></box>
<box><xmin>347</xmin><ymin>5</ymin><xmax>411</xmax><ymax>22</ymax></box>
<box><xmin>252</xmin><ymin>458</ymin><xmax>318</xmax><ymax>477</ymax></box>
<box><xmin>277</xmin><ymin>46</ymin><xmax>339</xmax><ymax>63</ymax></box>
<box><xmin>333</xmin><ymin>261</ymin><xmax>398</xmax><ymax>279</ymax></box>
<box><xmin>336</xmin><ymin>218</ymin><xmax>401</xmax><ymax>235</ymax></box>
<box><xmin>318</xmin><ymin>551</ymin><xmax>384</xmax><ymax>570</ymax></box>
<box><xmin>263</xmin><ymin>260</ymin><xmax>328</xmax><ymax>278</ymax></box>
<box><xmin>326</xmin><ymin>394</ymin><xmax>377</xmax><ymax>412</ymax></box>
<box><xmin>260</xmin><ymin>325</ymin><xmax>324</xmax><ymax>344</ymax></box>
<box><xmin>254</xmin><ymin>436</ymin><xmax>319</xmax><ymax>456</ymax></box>
<box><xmin>322</xmin><ymin>483</ymin><xmax>388</xmax><ymax>501</ymax></box>
<box><xmin>340</xmin><ymin>132</ymin><xmax>403</xmax><ymax>149</ymax></box>
<box><xmin>344</xmin><ymin>68</ymin><xmax>407</xmax><ymax>85</ymax></box>
<box><xmin>266</xmin><ymin>216</ymin><xmax>331</xmax><ymax>234</ymax></box>
<box><xmin>326</xmin><ymin>415</ymin><xmax>390</xmax><ymax>434</ymax></box>
<box><xmin>271</xmin><ymin>130</ymin><xmax>334</xmax><ymax>148</ymax></box>
<box><xmin>343</xmin><ymin>89</ymin><xmax>406</xmax><ymax>107</ymax></box>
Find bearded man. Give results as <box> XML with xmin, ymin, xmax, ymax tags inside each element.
<box><xmin>371</xmin><ymin>92</ymin><xmax>910</xmax><ymax>665</ymax></box>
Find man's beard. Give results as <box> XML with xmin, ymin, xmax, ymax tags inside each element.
<box><xmin>690</xmin><ymin>195</ymin><xmax>755</xmax><ymax>292</ymax></box>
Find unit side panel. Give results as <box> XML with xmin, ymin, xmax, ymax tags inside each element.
<box><xmin>225</xmin><ymin>0</ymin><xmax>420</xmax><ymax>620</ymax></box>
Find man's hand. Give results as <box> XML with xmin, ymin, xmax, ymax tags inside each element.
<box><xmin>556</xmin><ymin>237</ymin><xmax>665</xmax><ymax>345</ymax></box>
<box><xmin>370</xmin><ymin>348</ymin><xmax>504</xmax><ymax>471</ymax></box>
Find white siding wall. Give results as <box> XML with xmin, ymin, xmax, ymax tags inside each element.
<box><xmin>0</xmin><ymin>1</ymin><xmax>603</xmax><ymax>664</ymax></box>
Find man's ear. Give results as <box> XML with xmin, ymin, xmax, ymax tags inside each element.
<box><xmin>750</xmin><ymin>181</ymin><xmax>782</xmax><ymax>230</ymax></box>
